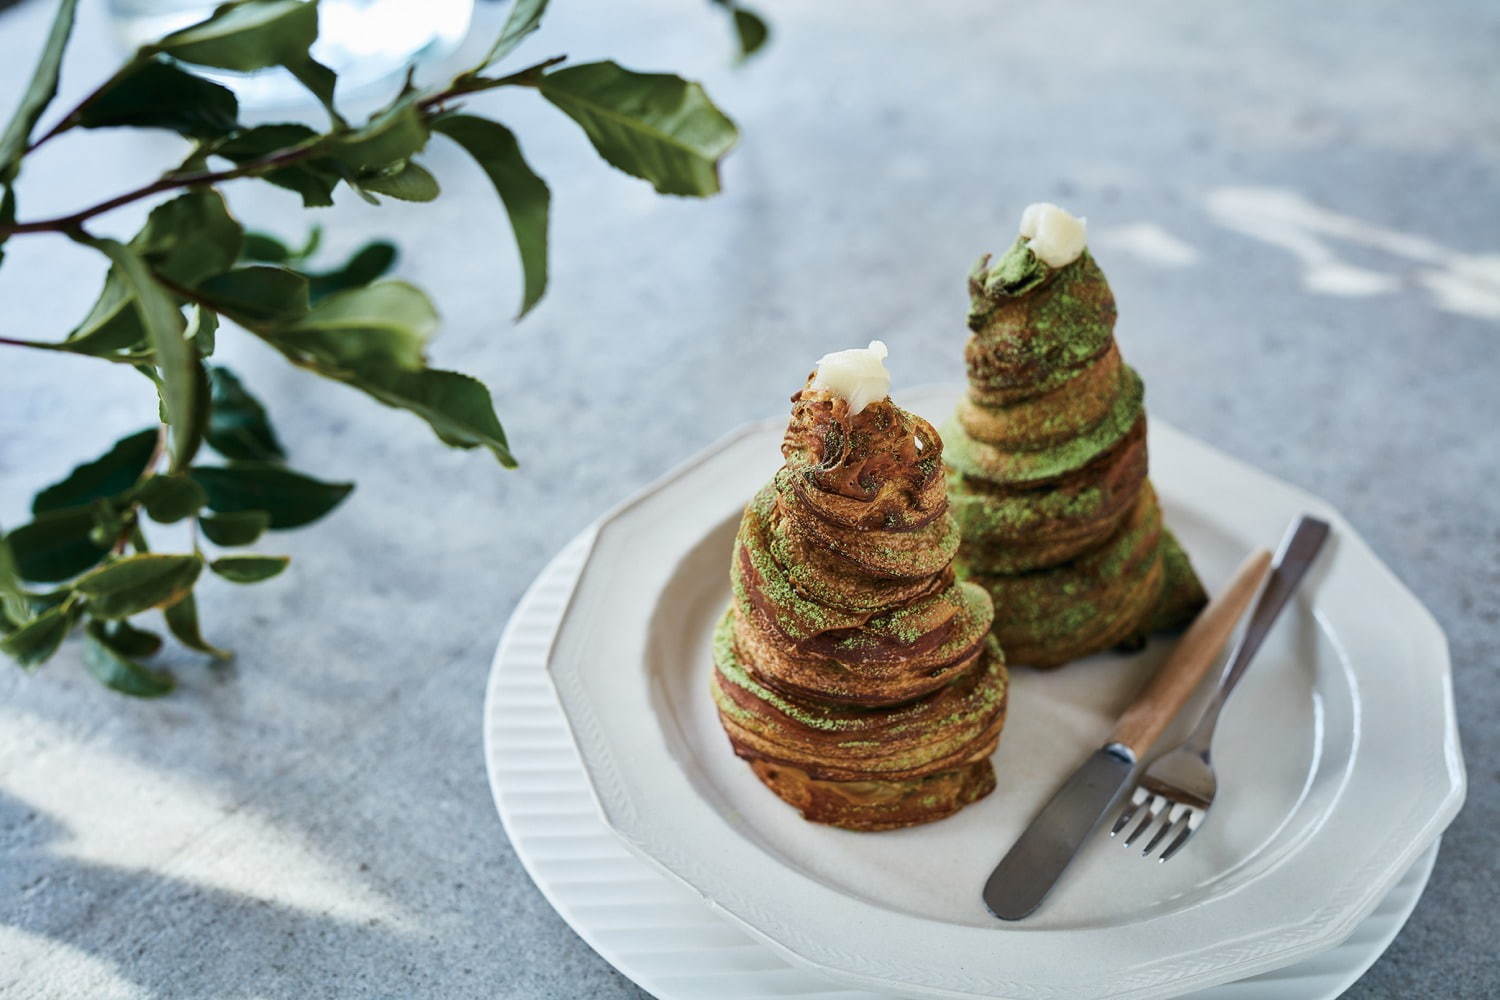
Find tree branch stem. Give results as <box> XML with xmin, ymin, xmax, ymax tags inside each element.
<box><xmin>0</xmin><ymin>53</ymin><xmax>566</xmax><ymax>241</ymax></box>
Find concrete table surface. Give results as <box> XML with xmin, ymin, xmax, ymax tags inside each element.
<box><xmin>1</xmin><ymin>0</ymin><xmax>1494</xmax><ymax>997</ymax></box>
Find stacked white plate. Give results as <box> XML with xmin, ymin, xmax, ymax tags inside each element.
<box><xmin>485</xmin><ymin>385</ymin><xmax>1464</xmax><ymax>1000</ymax></box>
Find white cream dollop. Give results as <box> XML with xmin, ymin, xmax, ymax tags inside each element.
<box><xmin>1019</xmin><ymin>202</ymin><xmax>1088</xmax><ymax>268</ymax></box>
<box><xmin>809</xmin><ymin>340</ymin><xmax>891</xmax><ymax>416</ymax></box>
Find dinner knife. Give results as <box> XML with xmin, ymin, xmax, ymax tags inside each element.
<box><xmin>983</xmin><ymin>546</ymin><xmax>1274</xmax><ymax>920</ymax></box>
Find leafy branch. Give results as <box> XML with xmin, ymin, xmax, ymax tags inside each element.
<box><xmin>0</xmin><ymin>0</ymin><xmax>750</xmax><ymax>694</ymax></box>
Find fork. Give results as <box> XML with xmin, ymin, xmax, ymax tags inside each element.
<box><xmin>1112</xmin><ymin>515</ymin><xmax>1332</xmax><ymax>861</ymax></box>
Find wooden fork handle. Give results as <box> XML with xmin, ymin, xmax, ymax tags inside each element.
<box><xmin>1109</xmin><ymin>547</ymin><xmax>1273</xmax><ymax>759</ymax></box>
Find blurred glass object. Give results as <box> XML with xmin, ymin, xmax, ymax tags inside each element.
<box><xmin>108</xmin><ymin>0</ymin><xmax>474</xmax><ymax>106</ymax></box>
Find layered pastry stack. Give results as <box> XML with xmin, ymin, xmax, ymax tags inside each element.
<box><xmin>711</xmin><ymin>343</ymin><xmax>1009</xmax><ymax>830</ymax></box>
<box><xmin>712</xmin><ymin>203</ymin><xmax>1208</xmax><ymax>830</ymax></box>
<box><xmin>943</xmin><ymin>204</ymin><xmax>1206</xmax><ymax>667</ymax></box>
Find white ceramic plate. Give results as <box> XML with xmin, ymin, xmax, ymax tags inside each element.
<box><xmin>485</xmin><ymin>531</ymin><xmax>1441</xmax><ymax>1000</ymax></box>
<box><xmin>536</xmin><ymin>385</ymin><xmax>1465</xmax><ymax>1000</ymax></box>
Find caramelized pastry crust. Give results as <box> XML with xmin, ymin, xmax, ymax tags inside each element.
<box><xmin>713</xmin><ymin>386</ymin><xmax>1008</xmax><ymax>829</ymax></box>
<box><xmin>944</xmin><ymin>238</ymin><xmax>1206</xmax><ymax>665</ymax></box>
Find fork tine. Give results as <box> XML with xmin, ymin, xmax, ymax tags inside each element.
<box><xmin>1122</xmin><ymin>794</ymin><xmax>1165</xmax><ymax>847</ymax></box>
<box><xmin>1158</xmin><ymin>810</ymin><xmax>1201</xmax><ymax>862</ymax></box>
<box><xmin>1142</xmin><ymin>806</ymin><xmax>1190</xmax><ymax>858</ymax></box>
<box><xmin>1111</xmin><ymin>787</ymin><xmax>1148</xmax><ymax>837</ymax></box>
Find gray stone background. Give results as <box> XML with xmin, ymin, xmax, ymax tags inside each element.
<box><xmin>0</xmin><ymin>0</ymin><xmax>1494</xmax><ymax>997</ymax></box>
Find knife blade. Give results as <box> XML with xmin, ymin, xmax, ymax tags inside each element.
<box><xmin>982</xmin><ymin>743</ymin><xmax>1135</xmax><ymax>921</ymax></box>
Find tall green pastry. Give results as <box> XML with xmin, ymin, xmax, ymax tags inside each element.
<box><xmin>943</xmin><ymin>203</ymin><xmax>1207</xmax><ymax>667</ymax></box>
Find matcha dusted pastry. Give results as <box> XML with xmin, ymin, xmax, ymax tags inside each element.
<box><xmin>712</xmin><ymin>342</ymin><xmax>1008</xmax><ymax>831</ymax></box>
<box><xmin>944</xmin><ymin>204</ymin><xmax>1207</xmax><ymax>667</ymax></box>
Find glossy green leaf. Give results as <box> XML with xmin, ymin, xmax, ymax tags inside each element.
<box><xmin>196</xmin><ymin>266</ymin><xmax>310</xmax><ymax>325</ymax></box>
<box><xmin>218</xmin><ymin>124</ymin><xmax>339</xmax><ymax>207</ymax></box>
<box><xmin>337</xmin><ymin>367</ymin><xmax>516</xmax><ymax>466</ymax></box>
<box><xmin>88</xmin><ymin>238</ymin><xmax>201</xmax><ymax>471</ymax></box>
<box><xmin>152</xmin><ymin>0</ymin><xmax>318</xmax><ymax>72</ymax></box>
<box><xmin>74</xmin><ymin>554</ymin><xmax>202</xmax><ymax>619</ymax></box>
<box><xmin>204</xmin><ymin>365</ymin><xmax>286</xmax><ymax>461</ymax></box>
<box><xmin>434</xmin><ymin>116</ymin><xmax>549</xmax><ymax>318</ymax></box>
<box><xmin>210</xmin><ymin>554</ymin><xmax>289</xmax><ymax>583</ymax></box>
<box><xmin>0</xmin><ymin>602</ymin><xmax>77</xmax><ymax>668</ymax></box>
<box><xmin>136</xmin><ymin>474</ymin><xmax>207</xmax><ymax>523</ymax></box>
<box><xmin>83</xmin><ymin>620</ymin><xmax>175</xmax><ymax>696</ymax></box>
<box><xmin>265</xmin><ymin>280</ymin><xmax>434</xmax><ymax>372</ymax></box>
<box><xmin>7</xmin><ymin>508</ymin><xmax>111</xmax><ymax>582</ymax></box>
<box><xmin>33</xmin><ymin>428</ymin><xmax>158</xmax><ymax>514</ymax></box>
<box><xmin>199</xmin><ymin>510</ymin><xmax>270</xmax><ymax>546</ymax></box>
<box><xmin>326</xmin><ymin>98</ymin><xmax>428</xmax><ymax>171</ymax></box>
<box><xmin>539</xmin><ymin>61</ymin><xmax>738</xmax><ymax>196</ymax></box>
<box><xmin>477</xmin><ymin>0</ymin><xmax>548</xmax><ymax>70</ymax></box>
<box><xmin>101</xmin><ymin>618</ymin><xmax>164</xmax><ymax>657</ymax></box>
<box><xmin>357</xmin><ymin>161</ymin><xmax>440</xmax><ymax>202</ymax></box>
<box><xmin>164</xmin><ymin>592</ymin><xmax>231</xmax><ymax>659</ymax></box>
<box><xmin>78</xmin><ymin>58</ymin><xmax>239</xmax><ymax>138</ymax></box>
<box><xmin>133</xmin><ymin>189</ymin><xmax>243</xmax><ymax>286</ymax></box>
<box><xmin>0</xmin><ymin>0</ymin><xmax>79</xmax><ymax>184</ymax></box>
<box><xmin>306</xmin><ymin>241</ymin><xmax>396</xmax><ymax>301</ymax></box>
<box><xmin>190</xmin><ymin>464</ymin><xmax>353</xmax><ymax>529</ymax></box>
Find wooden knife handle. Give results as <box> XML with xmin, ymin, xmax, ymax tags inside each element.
<box><xmin>1109</xmin><ymin>547</ymin><xmax>1273</xmax><ymax>758</ymax></box>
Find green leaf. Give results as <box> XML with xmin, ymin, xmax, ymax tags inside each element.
<box><xmin>357</xmin><ymin>161</ymin><xmax>440</xmax><ymax>202</ymax></box>
<box><xmin>730</xmin><ymin>7</ymin><xmax>770</xmax><ymax>62</ymax></box>
<box><xmin>306</xmin><ymin>241</ymin><xmax>396</xmax><ymax>301</ymax></box>
<box><xmin>538</xmin><ymin>61</ymin><xmax>739</xmax><ymax>196</ymax></box>
<box><xmin>152</xmin><ymin>0</ymin><xmax>318</xmax><ymax>72</ymax></box>
<box><xmin>33</xmin><ymin>428</ymin><xmax>158</xmax><ymax>514</ymax></box>
<box><xmin>477</xmin><ymin>0</ymin><xmax>549</xmax><ymax>70</ymax></box>
<box><xmin>74</xmin><ymin>554</ymin><xmax>203</xmax><ymax>619</ymax></box>
<box><xmin>78</xmin><ymin>58</ymin><xmax>240</xmax><ymax>138</ymax></box>
<box><xmin>332</xmin><ymin>367</ymin><xmax>516</xmax><ymax>466</ymax></box>
<box><xmin>242</xmin><ymin>232</ymin><xmax>292</xmax><ymax>263</ymax></box>
<box><xmin>325</xmin><ymin>97</ymin><xmax>429</xmax><ymax>171</ymax></box>
<box><xmin>265</xmin><ymin>280</ymin><xmax>434</xmax><ymax>371</ymax></box>
<box><xmin>0</xmin><ymin>0</ymin><xmax>79</xmax><ymax>184</ymax></box>
<box><xmin>188</xmin><ymin>303</ymin><xmax>218</xmax><ymax>356</ymax></box>
<box><xmin>0</xmin><ymin>529</ymin><xmax>29</xmax><ymax>627</ymax></box>
<box><xmin>164</xmin><ymin>592</ymin><xmax>231</xmax><ymax>659</ymax></box>
<box><xmin>241</xmin><ymin>227</ymin><xmax>321</xmax><ymax>264</ymax></box>
<box><xmin>7</xmin><ymin>508</ymin><xmax>111</xmax><ymax>582</ymax></box>
<box><xmin>190</xmin><ymin>464</ymin><xmax>352</xmax><ymax>529</ymax></box>
<box><xmin>0</xmin><ymin>602</ymin><xmax>77</xmax><ymax>669</ymax></box>
<box><xmin>285</xmin><ymin>54</ymin><xmax>342</xmax><ymax>126</ymax></box>
<box><xmin>0</xmin><ymin>183</ymin><xmax>14</xmax><ymax>264</ymax></box>
<box><xmin>136</xmin><ymin>474</ymin><xmax>207</xmax><ymax>523</ymax></box>
<box><xmin>205</xmin><ymin>365</ymin><xmax>286</xmax><ymax>461</ymax></box>
<box><xmin>434</xmin><ymin>116</ymin><xmax>549</xmax><ymax>318</ymax></box>
<box><xmin>199</xmin><ymin>510</ymin><xmax>270</xmax><ymax>546</ymax></box>
<box><xmin>88</xmin><ymin>238</ymin><xmax>201</xmax><ymax>472</ymax></box>
<box><xmin>210</xmin><ymin>554</ymin><xmax>289</xmax><ymax>583</ymax></box>
<box><xmin>196</xmin><ymin>266</ymin><xmax>310</xmax><ymax>325</ymax></box>
<box><xmin>101</xmin><ymin>618</ymin><xmax>164</xmax><ymax>657</ymax></box>
<box><xmin>218</xmin><ymin>124</ymin><xmax>338</xmax><ymax>207</ymax></box>
<box><xmin>64</xmin><ymin>270</ymin><xmax>149</xmax><ymax>356</ymax></box>
<box><xmin>84</xmin><ymin>620</ymin><xmax>175</xmax><ymax>697</ymax></box>
<box><xmin>133</xmin><ymin>189</ymin><xmax>243</xmax><ymax>286</ymax></box>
